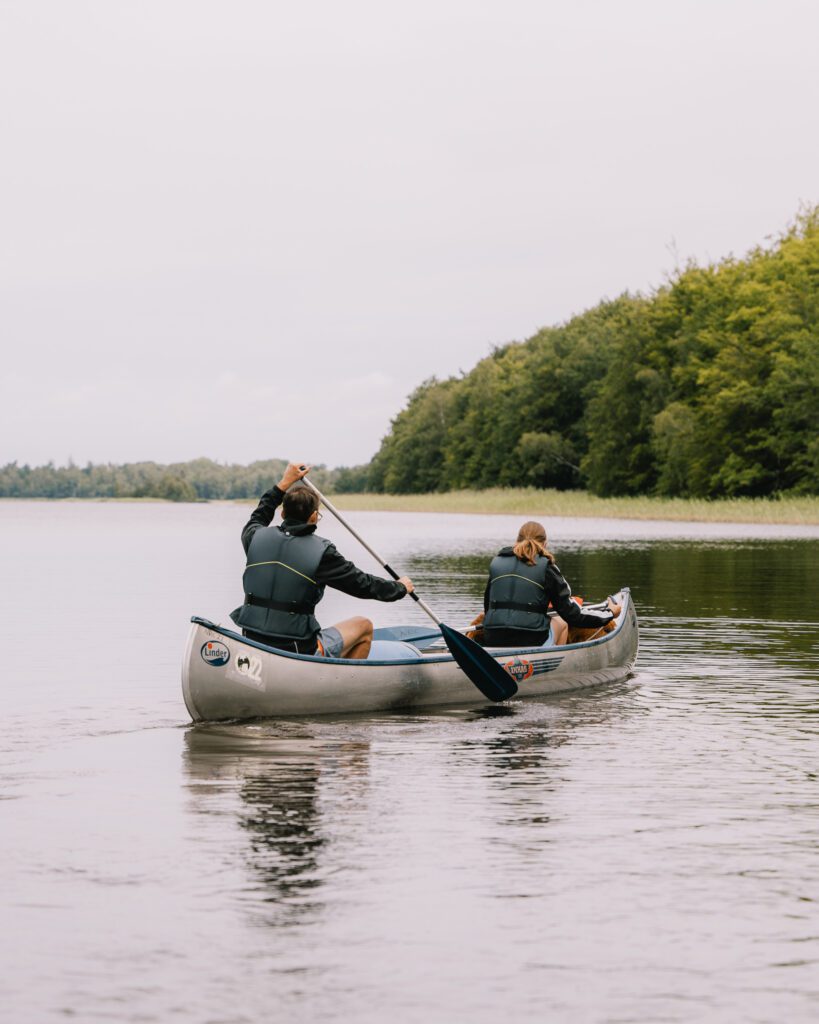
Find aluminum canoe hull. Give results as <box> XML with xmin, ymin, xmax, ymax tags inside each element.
<box><xmin>181</xmin><ymin>589</ymin><xmax>638</xmax><ymax>721</ymax></box>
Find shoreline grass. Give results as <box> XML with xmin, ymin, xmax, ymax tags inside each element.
<box><xmin>3</xmin><ymin>490</ymin><xmax>818</xmax><ymax>524</ymax></box>
<box><xmin>323</xmin><ymin>489</ymin><xmax>819</xmax><ymax>525</ymax></box>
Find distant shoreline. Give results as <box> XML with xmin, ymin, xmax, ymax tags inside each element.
<box><xmin>4</xmin><ymin>490</ymin><xmax>818</xmax><ymax>525</ymax></box>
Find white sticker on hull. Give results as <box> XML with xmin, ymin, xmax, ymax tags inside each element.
<box><xmin>228</xmin><ymin>653</ymin><xmax>265</xmax><ymax>691</ymax></box>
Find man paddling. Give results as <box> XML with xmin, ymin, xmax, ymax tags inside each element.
<box><xmin>231</xmin><ymin>462</ymin><xmax>414</xmax><ymax>659</ymax></box>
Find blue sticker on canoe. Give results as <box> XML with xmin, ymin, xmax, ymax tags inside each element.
<box><xmin>201</xmin><ymin>640</ymin><xmax>230</xmax><ymax>667</ymax></box>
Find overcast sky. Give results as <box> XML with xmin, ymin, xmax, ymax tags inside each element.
<box><xmin>2</xmin><ymin>0</ymin><xmax>817</xmax><ymax>469</ymax></box>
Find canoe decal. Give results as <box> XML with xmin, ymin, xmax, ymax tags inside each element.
<box><xmin>504</xmin><ymin>656</ymin><xmax>562</xmax><ymax>681</ymax></box>
<box><xmin>201</xmin><ymin>640</ymin><xmax>230</xmax><ymax>667</ymax></box>
<box><xmin>530</xmin><ymin>658</ymin><xmax>562</xmax><ymax>675</ymax></box>
<box><xmin>236</xmin><ymin>654</ymin><xmax>263</xmax><ymax>685</ymax></box>
<box><xmin>504</xmin><ymin>657</ymin><xmax>534</xmax><ymax>681</ymax></box>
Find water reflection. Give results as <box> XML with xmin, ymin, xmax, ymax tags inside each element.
<box><xmin>180</xmin><ymin>689</ymin><xmax>647</xmax><ymax>929</ymax></box>
<box><xmin>460</xmin><ymin>720</ymin><xmax>554</xmax><ymax>778</ymax></box>
<box><xmin>238</xmin><ymin>763</ymin><xmax>325</xmax><ymax>912</ymax></box>
<box><xmin>455</xmin><ymin>681</ymin><xmax>642</xmax><ymax>770</ymax></box>
<box><xmin>183</xmin><ymin>725</ymin><xmax>371</xmax><ymax>925</ymax></box>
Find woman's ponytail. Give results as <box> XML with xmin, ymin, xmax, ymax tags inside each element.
<box><xmin>512</xmin><ymin>521</ymin><xmax>555</xmax><ymax>566</ymax></box>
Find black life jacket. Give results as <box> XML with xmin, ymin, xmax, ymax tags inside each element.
<box><xmin>230</xmin><ymin>524</ymin><xmax>331</xmax><ymax>642</ymax></box>
<box><xmin>483</xmin><ymin>548</ymin><xmax>550</xmax><ymax>635</ymax></box>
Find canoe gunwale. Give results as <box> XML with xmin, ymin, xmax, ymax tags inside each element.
<box><xmin>190</xmin><ymin>616</ymin><xmax>451</xmax><ymax>666</ymax></box>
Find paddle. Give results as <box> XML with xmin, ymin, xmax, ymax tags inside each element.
<box><xmin>299</xmin><ymin>477</ymin><xmax>517</xmax><ymax>702</ymax></box>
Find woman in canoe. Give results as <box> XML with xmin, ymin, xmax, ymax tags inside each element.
<box><xmin>479</xmin><ymin>521</ymin><xmax>620</xmax><ymax>647</ymax></box>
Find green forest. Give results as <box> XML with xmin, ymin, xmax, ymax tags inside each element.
<box><xmin>339</xmin><ymin>208</ymin><xmax>818</xmax><ymax>498</ymax></box>
<box><xmin>0</xmin><ymin>458</ymin><xmax>339</xmax><ymax>501</ymax></box>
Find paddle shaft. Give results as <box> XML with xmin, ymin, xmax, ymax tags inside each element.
<box><xmin>297</xmin><ymin>474</ymin><xmax>518</xmax><ymax>701</ymax></box>
<box><xmin>299</xmin><ymin>477</ymin><xmax>443</xmax><ymax>628</ymax></box>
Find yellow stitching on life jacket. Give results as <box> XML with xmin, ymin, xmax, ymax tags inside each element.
<box><xmin>245</xmin><ymin>560</ymin><xmax>318</xmax><ymax>585</ymax></box>
<box><xmin>489</xmin><ymin>573</ymin><xmax>545</xmax><ymax>590</ymax></box>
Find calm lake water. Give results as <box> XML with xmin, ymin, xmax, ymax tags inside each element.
<box><xmin>1</xmin><ymin>501</ymin><xmax>818</xmax><ymax>1023</ymax></box>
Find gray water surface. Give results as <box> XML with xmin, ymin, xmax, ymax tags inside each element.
<box><xmin>1</xmin><ymin>502</ymin><xmax>818</xmax><ymax>1023</ymax></box>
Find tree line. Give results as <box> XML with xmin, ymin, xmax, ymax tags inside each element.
<box><xmin>337</xmin><ymin>207</ymin><xmax>818</xmax><ymax>498</ymax></box>
<box><xmin>0</xmin><ymin>458</ymin><xmax>340</xmax><ymax>502</ymax></box>
<box><xmin>5</xmin><ymin>209</ymin><xmax>816</xmax><ymax>502</ymax></box>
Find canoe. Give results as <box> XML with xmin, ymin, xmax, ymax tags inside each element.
<box><xmin>181</xmin><ymin>588</ymin><xmax>638</xmax><ymax>721</ymax></box>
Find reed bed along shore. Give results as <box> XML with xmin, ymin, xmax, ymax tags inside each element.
<box><xmin>17</xmin><ymin>491</ymin><xmax>816</xmax><ymax>524</ymax></box>
<box><xmin>325</xmin><ymin>489</ymin><xmax>819</xmax><ymax>525</ymax></box>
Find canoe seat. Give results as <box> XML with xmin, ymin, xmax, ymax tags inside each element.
<box><xmin>367</xmin><ymin>640</ymin><xmax>423</xmax><ymax>662</ymax></box>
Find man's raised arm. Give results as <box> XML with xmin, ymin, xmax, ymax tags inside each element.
<box><xmin>239</xmin><ymin>461</ymin><xmax>311</xmax><ymax>553</ymax></box>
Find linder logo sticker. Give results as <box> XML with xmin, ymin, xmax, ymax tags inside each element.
<box><xmin>200</xmin><ymin>641</ymin><xmax>230</xmax><ymax>667</ymax></box>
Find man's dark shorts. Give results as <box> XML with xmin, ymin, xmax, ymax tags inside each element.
<box><xmin>243</xmin><ymin>626</ymin><xmax>344</xmax><ymax>658</ymax></box>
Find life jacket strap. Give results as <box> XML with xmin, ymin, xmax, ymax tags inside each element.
<box><xmin>489</xmin><ymin>600</ymin><xmax>543</xmax><ymax>613</ymax></box>
<box><xmin>244</xmin><ymin>594</ymin><xmax>314</xmax><ymax>615</ymax></box>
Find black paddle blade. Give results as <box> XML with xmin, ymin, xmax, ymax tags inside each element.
<box><xmin>439</xmin><ymin>622</ymin><xmax>518</xmax><ymax>702</ymax></box>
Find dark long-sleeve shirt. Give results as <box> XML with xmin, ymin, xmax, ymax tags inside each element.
<box><xmin>241</xmin><ymin>486</ymin><xmax>407</xmax><ymax>603</ymax></box>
